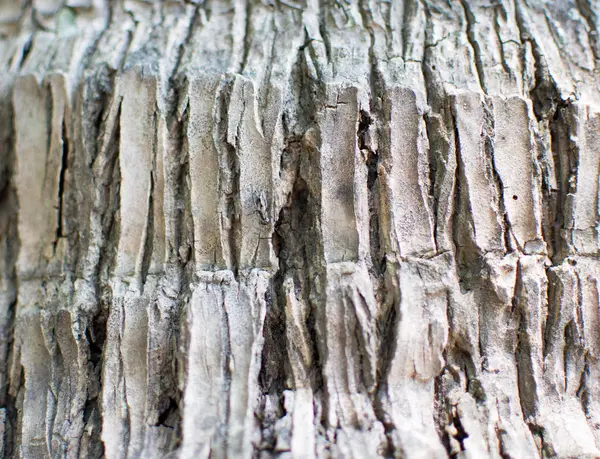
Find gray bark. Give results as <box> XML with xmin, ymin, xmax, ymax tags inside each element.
<box><xmin>1</xmin><ymin>0</ymin><xmax>600</xmax><ymax>457</ymax></box>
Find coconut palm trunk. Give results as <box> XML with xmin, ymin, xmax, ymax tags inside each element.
<box><xmin>1</xmin><ymin>0</ymin><xmax>600</xmax><ymax>458</ymax></box>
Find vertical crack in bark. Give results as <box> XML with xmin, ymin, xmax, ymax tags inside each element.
<box><xmin>449</xmin><ymin>107</ymin><xmax>486</xmax><ymax>380</ymax></box>
<box><xmin>515</xmin><ymin>6</ymin><xmax>562</xmax><ymax>120</ymax></box>
<box><xmin>96</xmin><ymin>105</ymin><xmax>122</xmax><ymax>454</ymax></box>
<box><xmin>152</xmin><ymin>100</ymin><xmax>191</xmax><ymax>446</ymax></box>
<box><xmin>514</xmin><ymin>3</ymin><xmax>581</xmax><ymax>261</ymax></box>
<box><xmin>98</xmin><ymin>104</ymin><xmax>122</xmax><ymax>286</ymax></box>
<box><xmin>373</xmin><ymin>284</ymin><xmax>398</xmax><ymax>456</ymax></box>
<box><xmin>259</xmin><ymin>174</ymin><xmax>293</xmax><ymax>400</ymax></box>
<box><xmin>0</xmin><ymin>84</ymin><xmax>18</xmax><ymax>459</ymax></box>
<box><xmin>67</xmin><ymin>65</ymin><xmax>122</xmax><ymax>456</ymax></box>
<box><xmin>513</xmin><ymin>259</ymin><xmax>541</xmax><ymax>443</ymax></box>
<box><xmin>258</xmin><ymin>280</ymin><xmax>285</xmax><ymax>396</ymax></box>
<box><xmin>459</xmin><ymin>0</ymin><xmax>487</xmax><ymax>94</ymax></box>
<box><xmin>317</xmin><ymin>0</ymin><xmax>331</xmax><ymax>64</ymax></box>
<box><xmin>43</xmin><ymin>82</ymin><xmax>54</xmax><ymax>199</ymax></box>
<box><xmin>548</xmin><ymin>104</ymin><xmax>572</xmax><ymax>264</ymax></box>
<box><xmin>138</xmin><ymin>169</ymin><xmax>154</xmax><ymax>291</ymax></box>
<box><xmin>482</xmin><ymin>97</ymin><xmax>514</xmax><ymax>253</ymax></box>
<box><xmin>563</xmin><ymin>320</ymin><xmax>575</xmax><ymax>396</ymax></box>
<box><xmin>358</xmin><ymin>109</ymin><xmax>382</xmax><ymax>275</ymax></box>
<box><xmin>577</xmin><ymin>353</ymin><xmax>591</xmax><ymax>423</ymax></box>
<box><xmin>355</xmin><ymin>4</ymin><xmax>401</xmax><ymax>450</ymax></box>
<box><xmin>493</xmin><ymin>5</ymin><xmax>518</xmax><ymax>79</ymax></box>
<box><xmin>230</xmin><ymin>0</ymin><xmax>252</xmax><ymax>74</ymax></box>
<box><xmin>543</xmin><ymin>267</ymin><xmax>559</xmax><ymax>361</ymax></box>
<box><xmin>119</xmin><ymin>344</ymin><xmax>132</xmax><ymax>457</ymax></box>
<box><xmin>80</xmin><ymin>308</ymin><xmax>108</xmax><ymax>459</ymax></box>
<box><xmin>358</xmin><ymin>0</ymin><xmax>384</xmax><ymax>274</ymax></box>
<box><xmin>260</xmin><ymin>139</ymin><xmax>317</xmax><ymax>438</ymax></box>
<box><xmin>44</xmin><ymin>314</ymin><xmax>60</xmax><ymax>458</ymax></box>
<box><xmin>255</xmin><ymin>124</ymin><xmax>293</xmax><ymax>450</ymax></box>
<box><xmin>220</xmin><ymin>294</ymin><xmax>232</xmax><ymax>449</ymax></box>
<box><xmin>165</xmin><ymin>7</ymin><xmax>199</xmax><ymax>120</ymax></box>
<box><xmin>7</xmin><ymin>364</ymin><xmax>24</xmax><ymax>458</ymax></box>
<box><xmin>0</xmin><ymin>296</ymin><xmax>17</xmax><ymax>459</ymax></box>
<box><xmin>450</xmin><ymin>109</ymin><xmax>477</xmax><ymax>289</ymax></box>
<box><xmin>434</xmin><ymin>359</ymin><xmax>451</xmax><ymax>456</ymax></box>
<box><xmin>214</xmin><ymin>78</ymin><xmax>241</xmax><ymax>276</ymax></box>
<box><xmin>53</xmin><ymin>118</ymin><xmax>69</xmax><ymax>256</ymax></box>
<box><xmin>257</xmin><ymin>42</ymin><xmax>327</xmax><ymax>452</ymax></box>
<box><xmin>137</xmin><ymin>106</ymin><xmax>159</xmax><ymax>291</ymax></box>
<box><xmin>241</xmin><ymin>0</ymin><xmax>252</xmax><ymax>73</ymax></box>
<box><xmin>17</xmin><ymin>36</ymin><xmax>32</xmax><ymax>70</ymax></box>
<box><xmin>425</xmin><ymin>112</ymin><xmax>440</xmax><ymax>253</ymax></box>
<box><xmin>537</xmin><ymin>115</ymin><xmax>560</xmax><ymax>262</ymax></box>
<box><xmin>174</xmin><ymin>101</ymin><xmax>192</xmax><ymax>267</ymax></box>
<box><xmin>528</xmin><ymin>58</ymin><xmax>573</xmax><ymax>264</ymax></box>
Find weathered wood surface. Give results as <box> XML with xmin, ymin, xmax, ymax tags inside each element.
<box><xmin>1</xmin><ymin>1</ymin><xmax>600</xmax><ymax>457</ymax></box>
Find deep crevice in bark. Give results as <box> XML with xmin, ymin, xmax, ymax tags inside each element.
<box><xmin>53</xmin><ymin>118</ymin><xmax>69</xmax><ymax>256</ymax></box>
<box><xmin>81</xmin><ymin>309</ymin><xmax>108</xmax><ymax>459</ymax></box>
<box><xmin>450</xmin><ymin>109</ymin><xmax>480</xmax><ymax>293</ymax></box>
<box><xmin>139</xmin><ymin>169</ymin><xmax>154</xmax><ymax>289</ymax></box>
<box><xmin>214</xmin><ymin>78</ymin><xmax>241</xmax><ymax>276</ymax></box>
<box><xmin>358</xmin><ymin>108</ymin><xmax>382</xmax><ymax>275</ymax></box>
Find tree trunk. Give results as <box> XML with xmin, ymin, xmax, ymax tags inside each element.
<box><xmin>1</xmin><ymin>0</ymin><xmax>600</xmax><ymax>457</ymax></box>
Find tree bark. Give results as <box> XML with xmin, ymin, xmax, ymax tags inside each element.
<box><xmin>1</xmin><ymin>0</ymin><xmax>600</xmax><ymax>457</ymax></box>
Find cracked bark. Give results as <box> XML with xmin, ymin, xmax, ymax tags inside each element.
<box><xmin>1</xmin><ymin>1</ymin><xmax>600</xmax><ymax>458</ymax></box>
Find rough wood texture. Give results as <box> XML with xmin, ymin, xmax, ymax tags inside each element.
<box><xmin>1</xmin><ymin>1</ymin><xmax>600</xmax><ymax>458</ymax></box>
